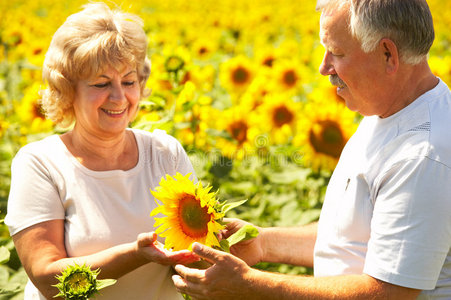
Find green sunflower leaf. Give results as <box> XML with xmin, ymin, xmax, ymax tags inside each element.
<box><xmin>226</xmin><ymin>224</ymin><xmax>259</xmax><ymax>247</ymax></box>
<box><xmin>0</xmin><ymin>246</ymin><xmax>10</xmax><ymax>264</ymax></box>
<box><xmin>218</xmin><ymin>199</ymin><xmax>247</xmax><ymax>215</ymax></box>
<box><xmin>218</xmin><ymin>239</ymin><xmax>230</xmax><ymax>253</ymax></box>
<box><xmin>96</xmin><ymin>279</ymin><xmax>117</xmax><ymax>290</ymax></box>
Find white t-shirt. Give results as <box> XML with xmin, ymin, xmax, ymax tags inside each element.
<box><xmin>314</xmin><ymin>79</ymin><xmax>451</xmax><ymax>299</ymax></box>
<box><xmin>6</xmin><ymin>128</ymin><xmax>195</xmax><ymax>300</ymax></box>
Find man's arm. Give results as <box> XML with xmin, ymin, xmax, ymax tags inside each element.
<box><xmin>173</xmin><ymin>243</ymin><xmax>421</xmax><ymax>300</ymax></box>
<box><xmin>221</xmin><ymin>219</ymin><xmax>317</xmax><ymax>267</ymax></box>
<box><xmin>259</xmin><ymin>222</ymin><xmax>317</xmax><ymax>267</ymax></box>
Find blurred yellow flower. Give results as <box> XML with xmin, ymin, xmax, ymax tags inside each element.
<box><xmin>271</xmin><ymin>59</ymin><xmax>305</xmax><ymax>93</ymax></box>
<box><xmin>220</xmin><ymin>55</ymin><xmax>255</xmax><ymax>95</ymax></box>
<box><xmin>182</xmin><ymin>65</ymin><xmax>216</xmax><ymax>92</ymax></box>
<box><xmin>257</xmin><ymin>94</ymin><xmax>301</xmax><ymax>145</ymax></box>
<box><xmin>191</xmin><ymin>35</ymin><xmax>218</xmax><ymax>60</ymax></box>
<box><xmin>214</xmin><ymin>105</ymin><xmax>261</xmax><ymax>160</ymax></box>
<box><xmin>174</xmin><ymin>99</ymin><xmax>217</xmax><ymax>150</ymax></box>
<box><xmin>16</xmin><ymin>82</ymin><xmax>54</xmax><ymax>134</ymax></box>
<box><xmin>0</xmin><ymin>119</ymin><xmax>9</xmax><ymax>139</ymax></box>
<box><xmin>294</xmin><ymin>90</ymin><xmax>358</xmax><ymax>172</ymax></box>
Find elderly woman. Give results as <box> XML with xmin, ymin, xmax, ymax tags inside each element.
<box><xmin>5</xmin><ymin>3</ymin><xmax>197</xmax><ymax>299</ymax></box>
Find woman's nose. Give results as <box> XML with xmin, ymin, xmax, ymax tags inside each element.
<box><xmin>109</xmin><ymin>82</ymin><xmax>125</xmax><ymax>101</ymax></box>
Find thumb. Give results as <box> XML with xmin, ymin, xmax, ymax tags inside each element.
<box><xmin>192</xmin><ymin>242</ymin><xmax>224</xmax><ymax>264</ymax></box>
<box><xmin>137</xmin><ymin>232</ymin><xmax>157</xmax><ymax>247</ymax></box>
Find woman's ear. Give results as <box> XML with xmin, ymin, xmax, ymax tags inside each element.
<box><xmin>379</xmin><ymin>38</ymin><xmax>399</xmax><ymax>74</ymax></box>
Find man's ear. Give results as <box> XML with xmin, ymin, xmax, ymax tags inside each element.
<box><xmin>379</xmin><ymin>38</ymin><xmax>399</xmax><ymax>74</ymax></box>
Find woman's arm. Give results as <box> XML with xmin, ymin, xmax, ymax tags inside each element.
<box><xmin>13</xmin><ymin>219</ymin><xmax>197</xmax><ymax>299</ymax></box>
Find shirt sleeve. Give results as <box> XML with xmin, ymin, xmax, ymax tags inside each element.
<box><xmin>5</xmin><ymin>149</ymin><xmax>65</xmax><ymax>236</ymax></box>
<box><xmin>173</xmin><ymin>138</ymin><xmax>197</xmax><ymax>182</ymax></box>
<box><xmin>151</xmin><ymin>129</ymin><xmax>197</xmax><ymax>182</ymax></box>
<box><xmin>364</xmin><ymin>156</ymin><xmax>451</xmax><ymax>290</ymax></box>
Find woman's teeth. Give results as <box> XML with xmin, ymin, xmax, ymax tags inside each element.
<box><xmin>102</xmin><ymin>108</ymin><xmax>126</xmax><ymax>115</ymax></box>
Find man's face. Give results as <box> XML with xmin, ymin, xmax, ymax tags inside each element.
<box><xmin>319</xmin><ymin>5</ymin><xmax>387</xmax><ymax>117</ymax></box>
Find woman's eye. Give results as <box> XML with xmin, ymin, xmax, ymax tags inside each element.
<box><xmin>92</xmin><ymin>83</ymin><xmax>109</xmax><ymax>88</ymax></box>
<box><xmin>123</xmin><ymin>81</ymin><xmax>136</xmax><ymax>86</ymax></box>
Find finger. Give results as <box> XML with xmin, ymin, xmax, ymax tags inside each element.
<box><xmin>172</xmin><ymin>275</ymin><xmax>206</xmax><ymax>299</ymax></box>
<box><xmin>191</xmin><ymin>242</ymin><xmax>225</xmax><ymax>264</ymax></box>
<box><xmin>174</xmin><ymin>264</ymin><xmax>206</xmax><ymax>284</ymax></box>
<box><xmin>167</xmin><ymin>251</ymin><xmax>200</xmax><ymax>265</ymax></box>
<box><xmin>172</xmin><ymin>274</ymin><xmax>186</xmax><ymax>290</ymax></box>
<box><xmin>137</xmin><ymin>232</ymin><xmax>157</xmax><ymax>247</ymax></box>
<box><xmin>222</xmin><ymin>217</ymin><xmax>236</xmax><ymax>223</ymax></box>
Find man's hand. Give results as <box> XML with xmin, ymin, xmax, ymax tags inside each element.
<box><xmin>172</xmin><ymin>242</ymin><xmax>253</xmax><ymax>300</ymax></box>
<box><xmin>219</xmin><ymin>218</ymin><xmax>264</xmax><ymax>266</ymax></box>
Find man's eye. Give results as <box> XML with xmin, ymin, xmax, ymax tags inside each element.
<box><xmin>330</xmin><ymin>51</ymin><xmax>343</xmax><ymax>57</ymax></box>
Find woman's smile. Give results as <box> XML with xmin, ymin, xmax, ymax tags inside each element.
<box><xmin>101</xmin><ymin>107</ymin><xmax>128</xmax><ymax>117</ymax></box>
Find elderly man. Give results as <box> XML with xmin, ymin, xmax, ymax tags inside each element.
<box><xmin>172</xmin><ymin>0</ymin><xmax>451</xmax><ymax>299</ymax></box>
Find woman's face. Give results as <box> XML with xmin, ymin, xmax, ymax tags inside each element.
<box><xmin>73</xmin><ymin>65</ymin><xmax>141</xmax><ymax>138</ymax></box>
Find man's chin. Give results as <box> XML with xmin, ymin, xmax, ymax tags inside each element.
<box><xmin>335</xmin><ymin>86</ymin><xmax>348</xmax><ymax>100</ymax></box>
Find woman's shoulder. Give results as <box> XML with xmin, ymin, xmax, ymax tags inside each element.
<box><xmin>11</xmin><ymin>134</ymin><xmax>67</xmax><ymax>173</ymax></box>
<box><xmin>16</xmin><ymin>134</ymin><xmax>62</xmax><ymax>158</ymax></box>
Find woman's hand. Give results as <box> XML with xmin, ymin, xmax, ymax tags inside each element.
<box><xmin>135</xmin><ymin>232</ymin><xmax>199</xmax><ymax>266</ymax></box>
<box><xmin>219</xmin><ymin>218</ymin><xmax>265</xmax><ymax>266</ymax></box>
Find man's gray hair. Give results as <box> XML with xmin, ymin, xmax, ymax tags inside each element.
<box><xmin>317</xmin><ymin>0</ymin><xmax>435</xmax><ymax>65</ymax></box>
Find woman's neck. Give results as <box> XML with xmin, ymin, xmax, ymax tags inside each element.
<box><xmin>61</xmin><ymin>127</ymin><xmax>138</xmax><ymax>171</ymax></box>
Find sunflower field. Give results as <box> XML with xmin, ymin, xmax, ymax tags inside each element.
<box><xmin>1</xmin><ymin>0</ymin><xmax>451</xmax><ymax>298</ymax></box>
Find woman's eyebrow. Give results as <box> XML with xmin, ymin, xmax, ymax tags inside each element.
<box><xmin>98</xmin><ymin>70</ymin><xmax>137</xmax><ymax>79</ymax></box>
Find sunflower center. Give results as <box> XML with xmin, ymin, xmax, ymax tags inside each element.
<box><xmin>231</xmin><ymin>66</ymin><xmax>250</xmax><ymax>85</ymax></box>
<box><xmin>272</xmin><ymin>105</ymin><xmax>294</xmax><ymax>127</ymax></box>
<box><xmin>165</xmin><ymin>55</ymin><xmax>185</xmax><ymax>73</ymax></box>
<box><xmin>263</xmin><ymin>57</ymin><xmax>274</xmax><ymax>67</ymax></box>
<box><xmin>178</xmin><ymin>193</ymin><xmax>210</xmax><ymax>238</ymax></box>
<box><xmin>228</xmin><ymin>120</ymin><xmax>248</xmax><ymax>144</ymax></box>
<box><xmin>309</xmin><ymin>120</ymin><xmax>345</xmax><ymax>159</ymax></box>
<box><xmin>282</xmin><ymin>70</ymin><xmax>298</xmax><ymax>87</ymax></box>
<box><xmin>33</xmin><ymin>102</ymin><xmax>46</xmax><ymax>120</ymax></box>
<box><xmin>66</xmin><ymin>272</ymin><xmax>91</xmax><ymax>293</ymax></box>
<box><xmin>33</xmin><ymin>47</ymin><xmax>43</xmax><ymax>55</ymax></box>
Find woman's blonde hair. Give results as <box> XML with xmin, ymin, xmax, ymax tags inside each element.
<box><xmin>40</xmin><ymin>2</ymin><xmax>151</xmax><ymax>127</ymax></box>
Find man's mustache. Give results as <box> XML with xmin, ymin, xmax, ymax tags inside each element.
<box><xmin>329</xmin><ymin>74</ymin><xmax>346</xmax><ymax>88</ymax></box>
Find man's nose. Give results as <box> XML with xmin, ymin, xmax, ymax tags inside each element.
<box><xmin>319</xmin><ymin>51</ymin><xmax>335</xmax><ymax>76</ymax></box>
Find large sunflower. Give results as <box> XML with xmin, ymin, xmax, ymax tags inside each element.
<box><xmin>150</xmin><ymin>173</ymin><xmax>225</xmax><ymax>251</ymax></box>
<box><xmin>294</xmin><ymin>89</ymin><xmax>358</xmax><ymax>172</ymax></box>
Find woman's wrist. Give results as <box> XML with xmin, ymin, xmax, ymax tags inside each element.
<box><xmin>131</xmin><ymin>240</ymin><xmax>151</xmax><ymax>265</ymax></box>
